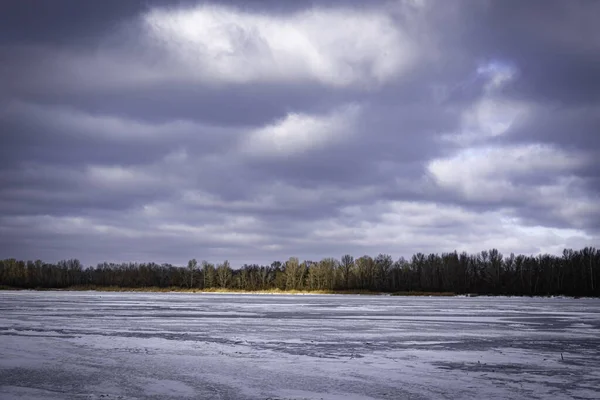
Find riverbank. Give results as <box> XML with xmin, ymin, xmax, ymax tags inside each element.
<box><xmin>0</xmin><ymin>285</ymin><xmax>456</xmax><ymax>296</ymax></box>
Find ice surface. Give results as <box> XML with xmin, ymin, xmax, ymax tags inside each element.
<box><xmin>1</xmin><ymin>292</ymin><xmax>599</xmax><ymax>399</ymax></box>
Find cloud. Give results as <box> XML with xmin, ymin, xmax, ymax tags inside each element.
<box><xmin>3</xmin><ymin>193</ymin><xmax>596</xmax><ymax>266</ymax></box>
<box><xmin>0</xmin><ymin>45</ymin><xmax>164</xmax><ymax>96</ymax></box>
<box><xmin>86</xmin><ymin>165</ymin><xmax>159</xmax><ymax>189</ymax></box>
<box><xmin>467</xmin><ymin>0</ymin><xmax>600</xmax><ymax>105</ymax></box>
<box><xmin>441</xmin><ymin>98</ymin><xmax>530</xmax><ymax>145</ymax></box>
<box><xmin>529</xmin><ymin>176</ymin><xmax>600</xmax><ymax>230</ymax></box>
<box><xmin>240</xmin><ymin>104</ymin><xmax>360</xmax><ymax>157</ymax></box>
<box><xmin>440</xmin><ymin>60</ymin><xmax>530</xmax><ymax>145</ymax></box>
<box><xmin>143</xmin><ymin>4</ymin><xmax>415</xmax><ymax>87</ymax></box>
<box><xmin>2</xmin><ymin>101</ymin><xmax>225</xmax><ymax>142</ymax></box>
<box><xmin>426</xmin><ymin>143</ymin><xmax>600</xmax><ymax>232</ymax></box>
<box><xmin>476</xmin><ymin>60</ymin><xmax>518</xmax><ymax>92</ymax></box>
<box><xmin>181</xmin><ymin>181</ymin><xmax>379</xmax><ymax>218</ymax></box>
<box><xmin>427</xmin><ymin>144</ymin><xmax>589</xmax><ymax>202</ymax></box>
<box><xmin>265</xmin><ymin>199</ymin><xmax>597</xmax><ymax>258</ymax></box>
<box><xmin>1</xmin><ymin>3</ymin><xmax>420</xmax><ymax>97</ymax></box>
<box><xmin>0</xmin><ymin>0</ymin><xmax>599</xmax><ymax>266</ymax></box>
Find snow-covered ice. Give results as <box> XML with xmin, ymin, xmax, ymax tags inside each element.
<box><xmin>0</xmin><ymin>292</ymin><xmax>599</xmax><ymax>399</ymax></box>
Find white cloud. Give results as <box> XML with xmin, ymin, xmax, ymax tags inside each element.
<box><xmin>308</xmin><ymin>200</ymin><xmax>596</xmax><ymax>256</ymax></box>
<box><xmin>240</xmin><ymin>104</ymin><xmax>360</xmax><ymax>157</ymax></box>
<box><xmin>86</xmin><ymin>165</ymin><xmax>158</xmax><ymax>189</ymax></box>
<box><xmin>535</xmin><ymin>177</ymin><xmax>600</xmax><ymax>229</ymax></box>
<box><xmin>0</xmin><ymin>2</ymin><xmax>425</xmax><ymax>95</ymax></box>
<box><xmin>460</xmin><ymin>98</ymin><xmax>530</xmax><ymax>140</ymax></box>
<box><xmin>84</xmin><ymin>147</ymin><xmax>194</xmax><ymax>192</ymax></box>
<box><xmin>441</xmin><ymin>96</ymin><xmax>531</xmax><ymax>145</ymax></box>
<box><xmin>142</xmin><ymin>4</ymin><xmax>415</xmax><ymax>87</ymax></box>
<box><xmin>427</xmin><ymin>144</ymin><xmax>587</xmax><ymax>202</ymax></box>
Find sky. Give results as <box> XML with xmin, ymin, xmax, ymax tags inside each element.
<box><xmin>1</xmin><ymin>0</ymin><xmax>599</xmax><ymax>267</ymax></box>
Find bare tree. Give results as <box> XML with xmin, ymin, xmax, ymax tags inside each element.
<box><xmin>216</xmin><ymin>260</ymin><xmax>232</xmax><ymax>289</ymax></box>
<box><xmin>187</xmin><ymin>259</ymin><xmax>198</xmax><ymax>289</ymax></box>
<box><xmin>340</xmin><ymin>255</ymin><xmax>354</xmax><ymax>290</ymax></box>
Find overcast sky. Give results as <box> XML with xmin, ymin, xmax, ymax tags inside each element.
<box><xmin>1</xmin><ymin>0</ymin><xmax>599</xmax><ymax>266</ymax></box>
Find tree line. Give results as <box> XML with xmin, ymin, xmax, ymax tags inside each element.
<box><xmin>0</xmin><ymin>247</ymin><xmax>598</xmax><ymax>296</ymax></box>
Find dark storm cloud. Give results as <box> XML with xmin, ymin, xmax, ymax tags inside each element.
<box><xmin>28</xmin><ymin>83</ymin><xmax>355</xmax><ymax>127</ymax></box>
<box><xmin>0</xmin><ymin>0</ymin><xmax>598</xmax><ymax>266</ymax></box>
<box><xmin>0</xmin><ymin>0</ymin><xmax>143</xmax><ymax>45</ymax></box>
<box><xmin>469</xmin><ymin>0</ymin><xmax>600</xmax><ymax>106</ymax></box>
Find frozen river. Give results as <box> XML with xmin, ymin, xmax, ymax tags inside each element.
<box><xmin>0</xmin><ymin>292</ymin><xmax>599</xmax><ymax>400</ymax></box>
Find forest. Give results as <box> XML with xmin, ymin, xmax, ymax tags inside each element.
<box><xmin>1</xmin><ymin>247</ymin><xmax>598</xmax><ymax>296</ymax></box>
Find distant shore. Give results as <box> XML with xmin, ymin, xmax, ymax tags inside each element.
<box><xmin>0</xmin><ymin>285</ymin><xmax>457</xmax><ymax>296</ymax></box>
<box><xmin>3</xmin><ymin>286</ymin><xmax>594</xmax><ymax>298</ymax></box>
